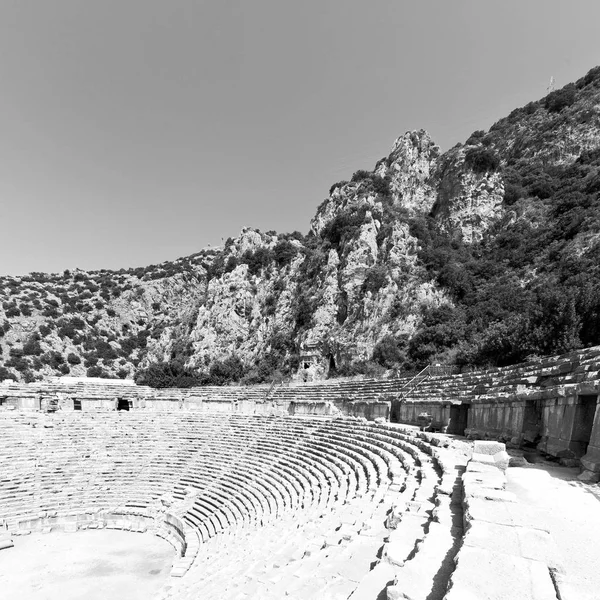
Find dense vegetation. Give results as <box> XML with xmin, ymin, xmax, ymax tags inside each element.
<box><xmin>404</xmin><ymin>67</ymin><xmax>600</xmax><ymax>368</ymax></box>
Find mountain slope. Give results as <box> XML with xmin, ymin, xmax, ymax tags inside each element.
<box><xmin>2</xmin><ymin>66</ymin><xmax>600</xmax><ymax>384</ymax></box>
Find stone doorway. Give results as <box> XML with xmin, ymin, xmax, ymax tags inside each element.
<box><xmin>573</xmin><ymin>395</ymin><xmax>598</xmax><ymax>455</ymax></box>
<box><xmin>522</xmin><ymin>400</ymin><xmax>543</xmax><ymax>447</ymax></box>
<box><xmin>117</xmin><ymin>398</ymin><xmax>130</xmax><ymax>411</ymax></box>
<box><xmin>448</xmin><ymin>403</ymin><xmax>469</xmax><ymax>435</ymax></box>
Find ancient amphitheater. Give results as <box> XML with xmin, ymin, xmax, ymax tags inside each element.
<box><xmin>2</xmin><ymin>347</ymin><xmax>600</xmax><ymax>600</ymax></box>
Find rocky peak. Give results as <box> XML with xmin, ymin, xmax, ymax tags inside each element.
<box><xmin>375</xmin><ymin>129</ymin><xmax>440</xmax><ymax>213</ymax></box>
<box><xmin>431</xmin><ymin>144</ymin><xmax>505</xmax><ymax>244</ymax></box>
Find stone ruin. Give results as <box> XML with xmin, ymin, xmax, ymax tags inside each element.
<box><xmin>0</xmin><ymin>346</ymin><xmax>599</xmax><ymax>599</ymax></box>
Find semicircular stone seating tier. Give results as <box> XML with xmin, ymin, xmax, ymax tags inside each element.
<box><xmin>0</xmin><ymin>411</ymin><xmax>468</xmax><ymax>600</ymax></box>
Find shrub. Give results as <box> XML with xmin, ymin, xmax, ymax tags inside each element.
<box><xmin>273</xmin><ymin>239</ymin><xmax>297</xmax><ymax>267</ymax></box>
<box><xmin>134</xmin><ymin>360</ymin><xmax>201</xmax><ymax>388</ymax></box>
<box><xmin>86</xmin><ymin>366</ymin><xmax>109</xmax><ymax>378</ymax></box>
<box><xmin>5</xmin><ymin>306</ymin><xmax>20</xmax><ymax>318</ymax></box>
<box><xmin>41</xmin><ymin>351</ymin><xmax>65</xmax><ymax>369</ymax></box>
<box><xmin>9</xmin><ymin>347</ymin><xmax>24</xmax><ymax>358</ymax></box>
<box><xmin>23</xmin><ymin>370</ymin><xmax>36</xmax><ymax>383</ymax></box>
<box><xmin>23</xmin><ymin>337</ymin><xmax>42</xmax><ymax>356</ymax></box>
<box><xmin>264</xmin><ymin>294</ymin><xmax>277</xmax><ymax>316</ymax></box>
<box><xmin>544</xmin><ymin>84</ymin><xmax>576</xmax><ymax>113</ymax></box>
<box><xmin>528</xmin><ymin>179</ymin><xmax>554</xmax><ymax>200</ymax></box>
<box><xmin>293</xmin><ymin>291</ymin><xmax>314</xmax><ymax>329</ymax></box>
<box><xmin>466</xmin><ymin>130</ymin><xmax>485</xmax><ymax>145</ymax></box>
<box><xmin>337</xmin><ymin>359</ymin><xmax>386</xmax><ymax>378</ymax></box>
<box><xmin>67</xmin><ymin>353</ymin><xmax>81</xmax><ymax>365</ymax></box>
<box><xmin>242</xmin><ymin>247</ymin><xmax>274</xmax><ymax>276</ymax></box>
<box><xmin>351</xmin><ymin>170</ymin><xmax>371</xmax><ymax>183</ymax></box>
<box><xmin>464</xmin><ymin>147</ymin><xmax>500</xmax><ymax>173</ymax></box>
<box><xmin>207</xmin><ymin>355</ymin><xmax>246</xmax><ymax>385</ymax></box>
<box><xmin>0</xmin><ymin>366</ymin><xmax>17</xmax><ymax>381</ymax></box>
<box><xmin>372</xmin><ymin>175</ymin><xmax>391</xmax><ymax>197</ymax></box>
<box><xmin>504</xmin><ymin>182</ymin><xmax>526</xmax><ymax>205</ymax></box>
<box><xmin>372</xmin><ymin>336</ymin><xmax>406</xmax><ymax>368</ymax></box>
<box><xmin>5</xmin><ymin>355</ymin><xmax>30</xmax><ymax>372</ymax></box>
<box><xmin>329</xmin><ymin>181</ymin><xmax>348</xmax><ymax>195</ymax></box>
<box><xmin>362</xmin><ymin>266</ymin><xmax>388</xmax><ymax>295</ymax></box>
<box><xmin>321</xmin><ymin>207</ymin><xmax>367</xmax><ymax>248</ymax></box>
<box><xmin>84</xmin><ymin>355</ymin><xmax>98</xmax><ymax>367</ymax></box>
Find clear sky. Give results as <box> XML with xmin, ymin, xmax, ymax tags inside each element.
<box><xmin>0</xmin><ymin>0</ymin><xmax>599</xmax><ymax>275</ymax></box>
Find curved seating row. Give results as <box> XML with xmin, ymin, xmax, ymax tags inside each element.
<box><xmin>0</xmin><ymin>411</ymin><xmax>471</xmax><ymax>598</ymax></box>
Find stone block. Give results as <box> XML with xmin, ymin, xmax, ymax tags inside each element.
<box><xmin>464</xmin><ymin>497</ymin><xmax>550</xmax><ymax>533</ymax></box>
<box><xmin>445</xmin><ymin>546</ymin><xmax>557</xmax><ymax>600</ymax></box>
<box><xmin>577</xmin><ymin>469</ymin><xmax>600</xmax><ymax>483</ymax></box>
<box><xmin>473</xmin><ymin>441</ymin><xmax>506</xmax><ymax>456</ymax></box>
<box><xmin>463</xmin><ymin>520</ymin><xmax>563</xmax><ymax>572</ymax></box>
<box><xmin>462</xmin><ymin>470</ymin><xmax>506</xmax><ymax>490</ymax></box>
<box><xmin>471</xmin><ymin>443</ymin><xmax>510</xmax><ymax>472</ymax></box>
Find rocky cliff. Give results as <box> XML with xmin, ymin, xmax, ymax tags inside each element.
<box><xmin>2</xmin><ymin>66</ymin><xmax>600</xmax><ymax>384</ymax></box>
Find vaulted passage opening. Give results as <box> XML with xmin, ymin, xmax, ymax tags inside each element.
<box><xmin>448</xmin><ymin>403</ymin><xmax>469</xmax><ymax>435</ymax></box>
<box><xmin>522</xmin><ymin>400</ymin><xmax>543</xmax><ymax>447</ymax></box>
<box><xmin>117</xmin><ymin>398</ymin><xmax>130</xmax><ymax>411</ymax></box>
<box><xmin>573</xmin><ymin>395</ymin><xmax>598</xmax><ymax>455</ymax></box>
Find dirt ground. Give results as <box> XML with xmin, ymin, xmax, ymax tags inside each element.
<box><xmin>0</xmin><ymin>529</ymin><xmax>174</xmax><ymax>600</ymax></box>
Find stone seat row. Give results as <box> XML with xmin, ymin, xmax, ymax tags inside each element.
<box><xmin>1</xmin><ymin>414</ymin><xmax>408</xmax><ymax>532</ymax></box>
<box><xmin>1</xmin><ymin>411</ymin><xmax>476</xmax><ymax>599</ymax></box>
<box><xmin>160</xmin><ymin>423</ymin><xmax>453</xmax><ymax>600</ymax></box>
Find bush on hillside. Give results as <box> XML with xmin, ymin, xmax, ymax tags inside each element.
<box><xmin>544</xmin><ymin>84</ymin><xmax>576</xmax><ymax>113</ymax></box>
<box><xmin>329</xmin><ymin>181</ymin><xmax>348</xmax><ymax>195</ymax></box>
<box><xmin>372</xmin><ymin>336</ymin><xmax>406</xmax><ymax>368</ymax></box>
<box><xmin>362</xmin><ymin>265</ymin><xmax>388</xmax><ymax>295</ymax></box>
<box><xmin>134</xmin><ymin>360</ymin><xmax>201</xmax><ymax>388</ymax></box>
<box><xmin>321</xmin><ymin>207</ymin><xmax>367</xmax><ymax>248</ymax></box>
<box><xmin>273</xmin><ymin>239</ymin><xmax>297</xmax><ymax>267</ymax></box>
<box><xmin>67</xmin><ymin>352</ymin><xmax>81</xmax><ymax>365</ymax></box>
<box><xmin>464</xmin><ymin>147</ymin><xmax>500</xmax><ymax>173</ymax></box>
<box><xmin>86</xmin><ymin>366</ymin><xmax>109</xmax><ymax>378</ymax></box>
<box><xmin>351</xmin><ymin>170</ymin><xmax>371</xmax><ymax>183</ymax></box>
<box><xmin>23</xmin><ymin>336</ymin><xmax>42</xmax><ymax>356</ymax></box>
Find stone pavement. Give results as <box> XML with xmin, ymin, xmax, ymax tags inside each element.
<box><xmin>505</xmin><ymin>464</ymin><xmax>600</xmax><ymax>600</ymax></box>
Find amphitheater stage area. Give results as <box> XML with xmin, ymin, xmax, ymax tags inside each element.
<box><xmin>0</xmin><ymin>529</ymin><xmax>175</xmax><ymax>600</ymax></box>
